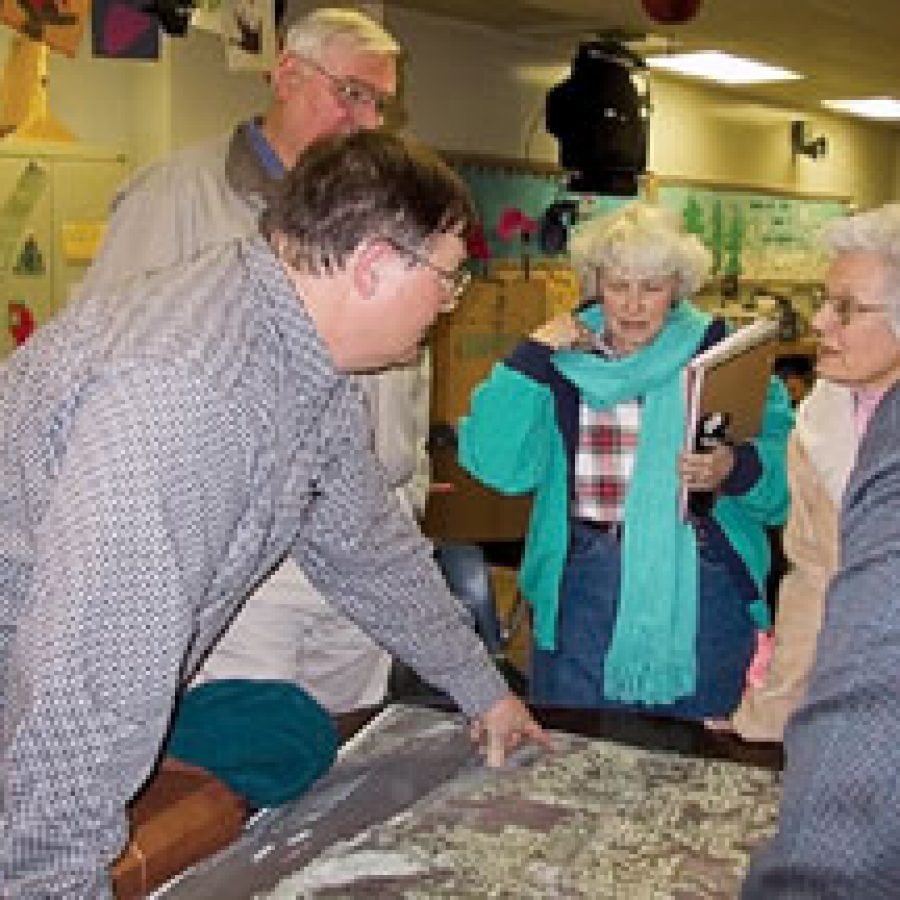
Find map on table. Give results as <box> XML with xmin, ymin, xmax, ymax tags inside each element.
<box><xmin>257</xmin><ymin>705</ymin><xmax>782</xmax><ymax>899</ymax></box>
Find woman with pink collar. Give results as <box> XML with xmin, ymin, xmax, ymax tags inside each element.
<box><xmin>727</xmin><ymin>203</ymin><xmax>900</xmax><ymax>742</ymax></box>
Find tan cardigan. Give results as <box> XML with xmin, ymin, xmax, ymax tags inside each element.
<box><xmin>731</xmin><ymin>381</ymin><xmax>854</xmax><ymax>741</ymax></box>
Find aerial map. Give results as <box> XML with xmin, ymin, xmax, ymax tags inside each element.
<box><xmin>260</xmin><ymin>706</ymin><xmax>781</xmax><ymax>899</ymax></box>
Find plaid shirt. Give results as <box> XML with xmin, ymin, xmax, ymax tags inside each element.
<box><xmin>0</xmin><ymin>237</ymin><xmax>507</xmax><ymax>898</ymax></box>
<box><xmin>574</xmin><ymin>400</ymin><xmax>642</xmax><ymax>521</ymax></box>
<box><xmin>573</xmin><ymin>334</ymin><xmax>642</xmax><ymax>522</ymax></box>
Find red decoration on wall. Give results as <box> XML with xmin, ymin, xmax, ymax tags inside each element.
<box><xmin>466</xmin><ymin>221</ymin><xmax>491</xmax><ymax>261</ymax></box>
<box><xmin>97</xmin><ymin>0</ymin><xmax>159</xmax><ymax>58</ymax></box>
<box><xmin>640</xmin><ymin>0</ymin><xmax>703</xmax><ymax>24</ymax></box>
<box><xmin>496</xmin><ymin>208</ymin><xmax>537</xmax><ymax>243</ymax></box>
<box><xmin>8</xmin><ymin>302</ymin><xmax>36</xmax><ymax>346</ymax></box>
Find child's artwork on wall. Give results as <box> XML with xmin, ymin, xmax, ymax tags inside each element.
<box><xmin>1</xmin><ymin>0</ymin><xmax>89</xmax><ymax>57</ymax></box>
<box><xmin>92</xmin><ymin>0</ymin><xmax>160</xmax><ymax>59</ymax></box>
<box><xmin>662</xmin><ymin>186</ymin><xmax>848</xmax><ymax>282</ymax></box>
<box><xmin>454</xmin><ymin>158</ymin><xmax>626</xmax><ymax>264</ymax></box>
<box><xmin>222</xmin><ymin>0</ymin><xmax>276</xmax><ymax>71</ymax></box>
<box><xmin>452</xmin><ymin>155</ymin><xmax>848</xmax><ymax>283</ymax></box>
<box><xmin>191</xmin><ymin>0</ymin><xmax>223</xmax><ymax>34</ymax></box>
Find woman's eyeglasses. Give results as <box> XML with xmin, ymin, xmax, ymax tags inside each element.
<box><xmin>821</xmin><ymin>294</ymin><xmax>886</xmax><ymax>327</ymax></box>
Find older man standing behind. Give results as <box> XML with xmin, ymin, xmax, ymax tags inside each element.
<box><xmin>83</xmin><ymin>7</ymin><xmax>421</xmax><ymax>713</ymax></box>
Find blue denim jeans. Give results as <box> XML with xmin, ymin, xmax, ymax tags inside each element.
<box><xmin>530</xmin><ymin>521</ymin><xmax>756</xmax><ymax>718</ymax></box>
<box><xmin>435</xmin><ymin>542</ymin><xmax>502</xmax><ymax>655</ymax></box>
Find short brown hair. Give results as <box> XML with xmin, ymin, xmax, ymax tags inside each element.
<box><xmin>261</xmin><ymin>131</ymin><xmax>475</xmax><ymax>274</ymax></box>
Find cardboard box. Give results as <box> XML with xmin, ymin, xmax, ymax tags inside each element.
<box><xmin>426</xmin><ymin>278</ymin><xmax>548</xmax><ymax>543</ymax></box>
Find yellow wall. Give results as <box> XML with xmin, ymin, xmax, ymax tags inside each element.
<box><xmin>388</xmin><ymin>10</ymin><xmax>553</xmax><ymax>160</ymax></box>
<box><xmin>1</xmin><ymin>7</ymin><xmax>898</xmax><ymax>205</ymax></box>
<box><xmin>646</xmin><ymin>76</ymin><xmax>896</xmax><ymax>208</ymax></box>
<box><xmin>168</xmin><ymin>30</ymin><xmax>270</xmax><ymax>151</ymax></box>
<box><xmin>0</xmin><ymin>31</ymin><xmax>172</xmax><ymax>169</ymax></box>
<box><xmin>387</xmin><ymin>5</ymin><xmax>899</xmax><ymax>209</ymax></box>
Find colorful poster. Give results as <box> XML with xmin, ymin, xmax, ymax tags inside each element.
<box><xmin>0</xmin><ymin>0</ymin><xmax>90</xmax><ymax>58</ymax></box>
<box><xmin>662</xmin><ymin>186</ymin><xmax>848</xmax><ymax>282</ymax></box>
<box><xmin>191</xmin><ymin>0</ymin><xmax>224</xmax><ymax>35</ymax></box>
<box><xmin>222</xmin><ymin>0</ymin><xmax>276</xmax><ymax>71</ymax></box>
<box><xmin>0</xmin><ymin>162</ymin><xmax>49</xmax><ymax>271</ymax></box>
<box><xmin>61</xmin><ymin>219</ymin><xmax>107</xmax><ymax>262</ymax></box>
<box><xmin>91</xmin><ymin>0</ymin><xmax>160</xmax><ymax>59</ymax></box>
<box><xmin>453</xmin><ymin>158</ymin><xmax>848</xmax><ymax>280</ymax></box>
<box><xmin>456</xmin><ymin>162</ymin><xmax>627</xmax><ymax>261</ymax></box>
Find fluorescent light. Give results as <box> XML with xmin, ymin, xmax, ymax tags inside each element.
<box><xmin>821</xmin><ymin>97</ymin><xmax>900</xmax><ymax>121</ymax></box>
<box><xmin>646</xmin><ymin>51</ymin><xmax>803</xmax><ymax>85</ymax></box>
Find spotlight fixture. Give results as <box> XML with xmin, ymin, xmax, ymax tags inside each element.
<box><xmin>142</xmin><ymin>0</ymin><xmax>194</xmax><ymax>36</ymax></box>
<box><xmin>546</xmin><ymin>39</ymin><xmax>649</xmax><ymax>195</ymax></box>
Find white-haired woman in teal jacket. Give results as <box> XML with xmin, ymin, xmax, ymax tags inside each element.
<box><xmin>459</xmin><ymin>202</ymin><xmax>793</xmax><ymax>717</ymax></box>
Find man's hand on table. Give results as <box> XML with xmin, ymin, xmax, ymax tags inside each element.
<box><xmin>469</xmin><ymin>693</ymin><xmax>553</xmax><ymax>767</ymax></box>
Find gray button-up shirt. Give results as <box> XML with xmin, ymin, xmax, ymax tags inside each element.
<box><xmin>0</xmin><ymin>237</ymin><xmax>507</xmax><ymax>898</ymax></box>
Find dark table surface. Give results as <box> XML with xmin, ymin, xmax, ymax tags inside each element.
<box><xmin>336</xmin><ymin>698</ymin><xmax>783</xmax><ymax>770</ymax></box>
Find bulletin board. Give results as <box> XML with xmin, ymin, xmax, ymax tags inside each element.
<box><xmin>451</xmin><ymin>154</ymin><xmax>849</xmax><ymax>282</ymax></box>
<box><xmin>451</xmin><ymin>154</ymin><xmax>629</xmax><ymax>263</ymax></box>
<box><xmin>658</xmin><ymin>182</ymin><xmax>849</xmax><ymax>282</ymax></box>
<box><xmin>0</xmin><ymin>143</ymin><xmax>129</xmax><ymax>359</ymax></box>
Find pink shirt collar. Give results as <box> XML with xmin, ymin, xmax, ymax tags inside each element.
<box><xmin>853</xmin><ymin>387</ymin><xmax>886</xmax><ymax>440</ymax></box>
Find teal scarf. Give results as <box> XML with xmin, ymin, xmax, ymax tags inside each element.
<box><xmin>552</xmin><ymin>301</ymin><xmax>711</xmax><ymax>705</ymax></box>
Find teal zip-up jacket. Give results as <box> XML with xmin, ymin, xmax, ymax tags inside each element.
<box><xmin>458</xmin><ymin>311</ymin><xmax>794</xmax><ymax>651</ymax></box>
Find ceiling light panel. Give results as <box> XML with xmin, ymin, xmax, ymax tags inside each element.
<box><xmin>821</xmin><ymin>97</ymin><xmax>900</xmax><ymax>120</ymax></box>
<box><xmin>646</xmin><ymin>51</ymin><xmax>803</xmax><ymax>85</ymax></box>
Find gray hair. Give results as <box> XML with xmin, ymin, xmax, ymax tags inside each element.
<box><xmin>820</xmin><ymin>203</ymin><xmax>900</xmax><ymax>336</ymax></box>
<box><xmin>569</xmin><ymin>201</ymin><xmax>712</xmax><ymax>299</ymax></box>
<box><xmin>284</xmin><ymin>7</ymin><xmax>400</xmax><ymax>61</ymax></box>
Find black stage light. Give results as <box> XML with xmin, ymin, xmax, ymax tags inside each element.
<box><xmin>546</xmin><ymin>41</ymin><xmax>648</xmax><ymax>196</ymax></box>
<box><xmin>143</xmin><ymin>0</ymin><xmax>194</xmax><ymax>36</ymax></box>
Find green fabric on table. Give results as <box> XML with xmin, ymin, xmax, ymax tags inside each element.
<box><xmin>167</xmin><ymin>679</ymin><xmax>338</xmax><ymax>808</ymax></box>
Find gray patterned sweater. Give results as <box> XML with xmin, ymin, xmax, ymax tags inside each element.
<box><xmin>0</xmin><ymin>237</ymin><xmax>507</xmax><ymax>898</ymax></box>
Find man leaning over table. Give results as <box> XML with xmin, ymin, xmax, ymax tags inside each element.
<box><xmin>0</xmin><ymin>129</ymin><xmax>549</xmax><ymax>899</ymax></box>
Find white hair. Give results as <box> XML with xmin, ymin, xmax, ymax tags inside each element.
<box><xmin>284</xmin><ymin>7</ymin><xmax>400</xmax><ymax>61</ymax></box>
<box><xmin>821</xmin><ymin>203</ymin><xmax>900</xmax><ymax>335</ymax></box>
<box><xmin>569</xmin><ymin>201</ymin><xmax>712</xmax><ymax>299</ymax></box>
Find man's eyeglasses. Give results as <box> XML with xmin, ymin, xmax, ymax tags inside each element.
<box><xmin>385</xmin><ymin>237</ymin><xmax>471</xmax><ymax>311</ymax></box>
<box><xmin>821</xmin><ymin>294</ymin><xmax>887</xmax><ymax>327</ymax></box>
<box><xmin>300</xmin><ymin>57</ymin><xmax>394</xmax><ymax>116</ymax></box>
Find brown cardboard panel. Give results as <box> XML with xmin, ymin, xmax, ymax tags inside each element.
<box><xmin>424</xmin><ymin>448</ymin><xmax>531</xmax><ymax>543</ymax></box>
<box><xmin>697</xmin><ymin>342</ymin><xmax>778</xmax><ymax>443</ymax></box>
<box><xmin>431</xmin><ymin>279</ymin><xmax>549</xmax><ymax>426</ymax></box>
<box><xmin>427</xmin><ymin>278</ymin><xmax>553</xmax><ymax>543</ymax></box>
